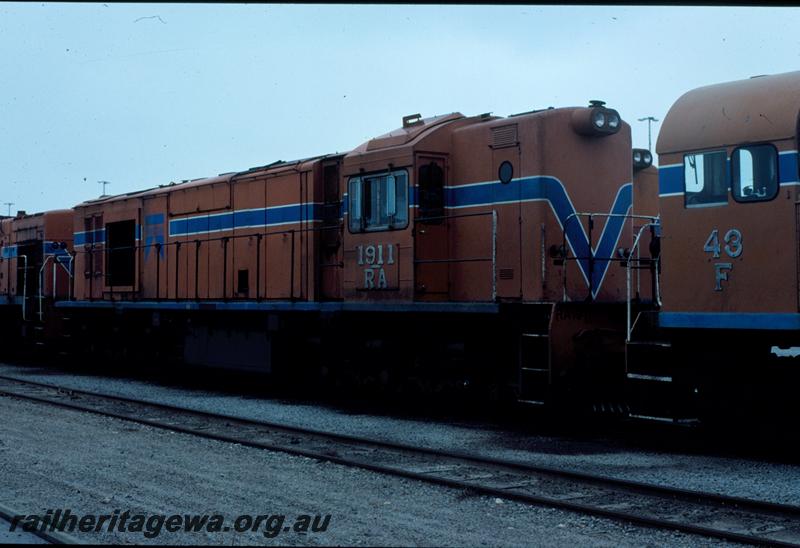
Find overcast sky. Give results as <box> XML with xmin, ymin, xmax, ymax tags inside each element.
<box><xmin>1</xmin><ymin>4</ymin><xmax>799</xmax><ymax>214</ymax></box>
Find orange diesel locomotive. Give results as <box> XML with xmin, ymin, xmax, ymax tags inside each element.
<box><xmin>44</xmin><ymin>102</ymin><xmax>655</xmax><ymax>405</ymax></box>
<box><xmin>0</xmin><ymin>210</ymin><xmax>73</xmax><ymax>337</ymax></box>
<box><xmin>10</xmin><ymin>71</ymin><xmax>799</xmax><ymax>419</ymax></box>
<box><xmin>627</xmin><ymin>71</ymin><xmax>800</xmax><ymax>419</ymax></box>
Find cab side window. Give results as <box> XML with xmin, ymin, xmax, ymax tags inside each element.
<box><xmin>732</xmin><ymin>144</ymin><xmax>778</xmax><ymax>203</ymax></box>
<box><xmin>684</xmin><ymin>150</ymin><xmax>728</xmax><ymax>208</ymax></box>
<box><xmin>348</xmin><ymin>170</ymin><xmax>408</xmax><ymax>232</ymax></box>
<box><xmin>418</xmin><ymin>161</ymin><xmax>445</xmax><ymax>221</ymax></box>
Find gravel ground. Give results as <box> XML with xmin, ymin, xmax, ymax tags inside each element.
<box><xmin>0</xmin><ymin>516</ymin><xmax>48</xmax><ymax>544</ymax></box>
<box><xmin>1</xmin><ymin>362</ymin><xmax>799</xmax><ymax>510</ymax></box>
<box><xmin>0</xmin><ymin>394</ymin><xmax>733</xmax><ymax>546</ymax></box>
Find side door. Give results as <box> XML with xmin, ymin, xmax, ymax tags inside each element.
<box><xmin>319</xmin><ymin>160</ymin><xmax>343</xmax><ymax>300</ymax></box>
<box><xmin>491</xmin><ymin>126</ymin><xmax>522</xmax><ymax>299</ymax></box>
<box><xmin>414</xmin><ymin>154</ymin><xmax>449</xmax><ymax>300</ymax></box>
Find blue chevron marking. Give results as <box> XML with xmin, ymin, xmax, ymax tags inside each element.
<box><xmin>445</xmin><ymin>176</ymin><xmax>633</xmax><ymax>298</ymax></box>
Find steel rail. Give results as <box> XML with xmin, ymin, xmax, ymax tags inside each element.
<box><xmin>0</xmin><ymin>373</ymin><xmax>798</xmax><ymax>546</ymax></box>
<box><xmin>0</xmin><ymin>501</ymin><xmax>79</xmax><ymax>544</ymax></box>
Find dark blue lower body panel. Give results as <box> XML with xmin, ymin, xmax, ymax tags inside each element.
<box><xmin>660</xmin><ymin>312</ymin><xmax>800</xmax><ymax>330</ymax></box>
<box><xmin>55</xmin><ymin>300</ymin><xmax>501</xmax><ymax>314</ymax></box>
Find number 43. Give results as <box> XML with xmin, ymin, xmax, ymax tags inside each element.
<box><xmin>703</xmin><ymin>228</ymin><xmax>743</xmax><ymax>259</ymax></box>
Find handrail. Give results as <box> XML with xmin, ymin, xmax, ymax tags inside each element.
<box><xmin>53</xmin><ymin>252</ymin><xmax>74</xmax><ymax>301</ymax></box>
<box><xmin>559</xmin><ymin>211</ymin><xmax>660</xmax><ymax>302</ymax></box>
<box><xmin>562</xmin><ymin>211</ymin><xmax>659</xmax><ymax>226</ymax></box>
<box><xmin>415</xmin><ymin>210</ymin><xmax>499</xmax><ymax>223</ymax></box>
<box><xmin>38</xmin><ymin>255</ymin><xmax>53</xmax><ymax>322</ymax></box>
<box><xmin>492</xmin><ymin>210</ymin><xmax>497</xmax><ymax>301</ymax></box>
<box><xmin>626</xmin><ymin>220</ymin><xmax>661</xmax><ymax>342</ymax></box>
<box><xmin>19</xmin><ymin>254</ymin><xmax>27</xmax><ymax>321</ymax></box>
<box><xmin>72</xmin><ymin>209</ymin><xmax>501</xmax><ymax>303</ymax></box>
<box><xmin>413</xmin><ymin>210</ymin><xmax>497</xmax><ymax>301</ymax></box>
<box><xmin>81</xmin><ymin>222</ymin><xmax>342</xmax><ymax>302</ymax></box>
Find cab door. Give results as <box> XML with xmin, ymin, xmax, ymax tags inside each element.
<box><xmin>414</xmin><ymin>155</ymin><xmax>449</xmax><ymax>300</ymax></box>
<box><xmin>319</xmin><ymin>160</ymin><xmax>343</xmax><ymax>300</ymax></box>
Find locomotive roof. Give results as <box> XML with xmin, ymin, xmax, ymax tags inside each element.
<box><xmin>657</xmin><ymin>71</ymin><xmax>800</xmax><ymax>155</ymax></box>
<box><xmin>75</xmin><ymin>153</ymin><xmax>338</xmax><ymax>208</ymax></box>
<box><xmin>2</xmin><ymin>209</ymin><xmax>73</xmax><ymax>220</ymax></box>
<box><xmin>352</xmin><ymin>112</ymin><xmax>465</xmax><ymax>153</ymax></box>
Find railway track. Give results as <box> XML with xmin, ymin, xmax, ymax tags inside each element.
<box><xmin>1</xmin><ymin>373</ymin><xmax>799</xmax><ymax>546</ymax></box>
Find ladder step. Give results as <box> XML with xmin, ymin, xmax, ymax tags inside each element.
<box><xmin>521</xmin><ymin>367</ymin><xmax>549</xmax><ymax>373</ymax></box>
<box><xmin>518</xmin><ymin>399</ymin><xmax>546</xmax><ymax>406</ymax></box>
<box><xmin>627</xmin><ymin>373</ymin><xmax>672</xmax><ymax>383</ymax></box>
<box><xmin>627</xmin><ymin>340</ymin><xmax>671</xmax><ymax>348</ymax></box>
<box><xmin>629</xmin><ymin>414</ymin><xmax>699</xmax><ymax>425</ymax></box>
<box><xmin>521</xmin><ymin>333</ymin><xmax>548</xmax><ymax>338</ymax></box>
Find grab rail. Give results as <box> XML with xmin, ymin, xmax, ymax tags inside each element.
<box><xmin>413</xmin><ymin>210</ymin><xmax>497</xmax><ymax>301</ymax></box>
<box><xmin>559</xmin><ymin>212</ymin><xmax>659</xmax><ymax>302</ymax></box>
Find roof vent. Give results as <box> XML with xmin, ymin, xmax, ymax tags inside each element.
<box><xmin>402</xmin><ymin>113</ymin><xmax>423</xmax><ymax>128</ymax></box>
<box><xmin>750</xmin><ymin>74</ymin><xmax>768</xmax><ymax>79</ymax></box>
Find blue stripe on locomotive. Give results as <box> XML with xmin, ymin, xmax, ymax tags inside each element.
<box><xmin>74</xmin><ymin>176</ymin><xmax>633</xmax><ymax>298</ymax></box>
<box><xmin>168</xmin><ymin>203</ymin><xmax>323</xmax><ymax>237</ymax></box>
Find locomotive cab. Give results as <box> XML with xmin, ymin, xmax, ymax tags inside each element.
<box><xmin>341</xmin><ymin>105</ymin><xmax>641</xmax><ymax>306</ymax></box>
<box><xmin>0</xmin><ymin>210</ymin><xmax>74</xmax><ymax>351</ymax></box>
<box><xmin>656</xmin><ymin>72</ymin><xmax>800</xmax><ymax>336</ymax></box>
<box><xmin>340</xmin><ymin>104</ymin><xmax>651</xmax><ymax>405</ymax></box>
<box><xmin>650</xmin><ymin>71</ymin><xmax>800</xmax><ymax>420</ymax></box>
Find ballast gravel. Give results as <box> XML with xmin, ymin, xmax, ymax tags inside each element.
<box><xmin>0</xmin><ymin>515</ymin><xmax>48</xmax><ymax>544</ymax></box>
<box><xmin>0</xmin><ymin>394</ymin><xmax>732</xmax><ymax>546</ymax></box>
<box><xmin>1</xmin><ymin>362</ymin><xmax>797</xmax><ymax>509</ymax></box>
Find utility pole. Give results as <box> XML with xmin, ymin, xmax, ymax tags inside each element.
<box><xmin>98</xmin><ymin>180</ymin><xmax>111</xmax><ymax>196</ymax></box>
<box><xmin>3</xmin><ymin>202</ymin><xmax>13</xmax><ymax>216</ymax></box>
<box><xmin>637</xmin><ymin>116</ymin><xmax>659</xmax><ymax>152</ymax></box>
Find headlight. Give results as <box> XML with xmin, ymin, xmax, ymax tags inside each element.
<box><xmin>632</xmin><ymin>148</ymin><xmax>653</xmax><ymax>171</ymax></box>
<box><xmin>570</xmin><ymin>102</ymin><xmax>623</xmax><ymax>137</ymax></box>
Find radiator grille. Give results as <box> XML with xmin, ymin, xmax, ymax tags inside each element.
<box><xmin>492</xmin><ymin>124</ymin><xmax>518</xmax><ymax>148</ymax></box>
<box><xmin>499</xmin><ymin>268</ymin><xmax>515</xmax><ymax>280</ymax></box>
